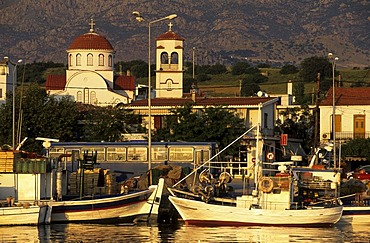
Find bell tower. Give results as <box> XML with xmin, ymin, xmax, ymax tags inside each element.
<box><xmin>155</xmin><ymin>22</ymin><xmax>184</xmax><ymax>98</ymax></box>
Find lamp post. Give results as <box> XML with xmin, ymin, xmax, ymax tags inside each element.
<box><xmin>4</xmin><ymin>57</ymin><xmax>23</xmax><ymax>149</ymax></box>
<box><xmin>133</xmin><ymin>12</ymin><xmax>177</xmax><ymax>184</ymax></box>
<box><xmin>328</xmin><ymin>53</ymin><xmax>338</xmax><ymax>169</ymax></box>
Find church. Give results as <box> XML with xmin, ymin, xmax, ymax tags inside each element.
<box><xmin>46</xmin><ymin>20</ymin><xmax>135</xmax><ymax>106</ymax></box>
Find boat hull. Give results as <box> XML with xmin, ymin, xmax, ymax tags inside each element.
<box><xmin>340</xmin><ymin>206</ymin><xmax>370</xmax><ymax>225</ymax></box>
<box><xmin>169</xmin><ymin>196</ymin><xmax>343</xmax><ymax>227</ymax></box>
<box><xmin>0</xmin><ymin>206</ymin><xmax>41</xmax><ymax>225</ymax></box>
<box><xmin>51</xmin><ymin>179</ymin><xmax>164</xmax><ymax>223</ymax></box>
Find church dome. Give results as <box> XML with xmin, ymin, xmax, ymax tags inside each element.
<box><xmin>68</xmin><ymin>32</ymin><xmax>114</xmax><ymax>50</ymax></box>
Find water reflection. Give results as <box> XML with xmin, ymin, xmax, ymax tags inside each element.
<box><xmin>0</xmin><ymin>222</ymin><xmax>369</xmax><ymax>242</ymax></box>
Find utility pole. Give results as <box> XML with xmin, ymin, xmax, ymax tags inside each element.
<box><xmin>313</xmin><ymin>72</ymin><xmax>320</xmax><ymax>149</ymax></box>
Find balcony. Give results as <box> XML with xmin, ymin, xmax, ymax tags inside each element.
<box><xmin>325</xmin><ymin>132</ymin><xmax>370</xmax><ymax>141</ymax></box>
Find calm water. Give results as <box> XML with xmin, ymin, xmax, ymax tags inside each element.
<box><xmin>0</xmin><ymin>222</ymin><xmax>368</xmax><ymax>242</ymax></box>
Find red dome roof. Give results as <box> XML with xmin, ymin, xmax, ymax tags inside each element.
<box><xmin>68</xmin><ymin>32</ymin><xmax>114</xmax><ymax>50</ymax></box>
<box><xmin>157</xmin><ymin>31</ymin><xmax>184</xmax><ymax>41</ymax></box>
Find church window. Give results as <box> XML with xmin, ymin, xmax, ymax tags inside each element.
<box><xmin>69</xmin><ymin>54</ymin><xmax>73</xmax><ymax>66</ymax></box>
<box><xmin>76</xmin><ymin>54</ymin><xmax>82</xmax><ymax>66</ymax></box>
<box><xmin>171</xmin><ymin>52</ymin><xmax>178</xmax><ymax>64</ymax></box>
<box><xmin>98</xmin><ymin>54</ymin><xmax>104</xmax><ymax>66</ymax></box>
<box><xmin>77</xmin><ymin>91</ymin><xmax>82</xmax><ymax>102</ymax></box>
<box><xmin>161</xmin><ymin>52</ymin><xmax>169</xmax><ymax>64</ymax></box>
<box><xmin>166</xmin><ymin>79</ymin><xmax>173</xmax><ymax>91</ymax></box>
<box><xmin>90</xmin><ymin>91</ymin><xmax>97</xmax><ymax>104</ymax></box>
<box><xmin>84</xmin><ymin>88</ymin><xmax>89</xmax><ymax>103</ymax></box>
<box><xmin>108</xmin><ymin>55</ymin><xmax>113</xmax><ymax>67</ymax></box>
<box><xmin>87</xmin><ymin>54</ymin><xmax>93</xmax><ymax>66</ymax></box>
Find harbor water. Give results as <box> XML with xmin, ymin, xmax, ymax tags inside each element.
<box><xmin>0</xmin><ymin>222</ymin><xmax>368</xmax><ymax>242</ymax></box>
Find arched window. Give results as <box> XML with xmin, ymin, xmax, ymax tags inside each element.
<box><xmin>166</xmin><ymin>79</ymin><xmax>173</xmax><ymax>91</ymax></box>
<box><xmin>161</xmin><ymin>52</ymin><xmax>169</xmax><ymax>64</ymax></box>
<box><xmin>98</xmin><ymin>54</ymin><xmax>104</xmax><ymax>66</ymax></box>
<box><xmin>69</xmin><ymin>54</ymin><xmax>73</xmax><ymax>66</ymax></box>
<box><xmin>90</xmin><ymin>91</ymin><xmax>97</xmax><ymax>104</ymax></box>
<box><xmin>87</xmin><ymin>53</ymin><xmax>93</xmax><ymax>66</ymax></box>
<box><xmin>108</xmin><ymin>55</ymin><xmax>113</xmax><ymax>67</ymax></box>
<box><xmin>77</xmin><ymin>91</ymin><xmax>82</xmax><ymax>102</ymax></box>
<box><xmin>171</xmin><ymin>52</ymin><xmax>178</xmax><ymax>64</ymax></box>
<box><xmin>76</xmin><ymin>54</ymin><xmax>82</xmax><ymax>66</ymax></box>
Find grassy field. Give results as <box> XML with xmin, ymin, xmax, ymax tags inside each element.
<box><xmin>196</xmin><ymin>68</ymin><xmax>370</xmax><ymax>97</ymax></box>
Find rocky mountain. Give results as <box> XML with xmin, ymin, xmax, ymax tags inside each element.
<box><xmin>0</xmin><ymin>0</ymin><xmax>368</xmax><ymax>67</ymax></box>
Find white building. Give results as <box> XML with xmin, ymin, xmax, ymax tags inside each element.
<box><xmin>320</xmin><ymin>87</ymin><xmax>370</xmax><ymax>142</ymax></box>
<box><xmin>46</xmin><ymin>19</ymin><xmax>135</xmax><ymax>106</ymax></box>
<box><xmin>155</xmin><ymin>23</ymin><xmax>184</xmax><ymax>98</ymax></box>
<box><xmin>0</xmin><ymin>59</ymin><xmax>18</xmax><ymax>105</ymax></box>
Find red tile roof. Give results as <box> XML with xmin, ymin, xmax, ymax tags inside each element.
<box><xmin>320</xmin><ymin>87</ymin><xmax>370</xmax><ymax>106</ymax></box>
<box><xmin>114</xmin><ymin>75</ymin><xmax>135</xmax><ymax>91</ymax></box>
<box><xmin>129</xmin><ymin>97</ymin><xmax>276</xmax><ymax>107</ymax></box>
<box><xmin>68</xmin><ymin>32</ymin><xmax>114</xmax><ymax>50</ymax></box>
<box><xmin>157</xmin><ymin>31</ymin><xmax>184</xmax><ymax>41</ymax></box>
<box><xmin>46</xmin><ymin>75</ymin><xmax>66</xmax><ymax>90</ymax></box>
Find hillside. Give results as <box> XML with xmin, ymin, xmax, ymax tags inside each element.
<box><xmin>0</xmin><ymin>0</ymin><xmax>368</xmax><ymax>68</ymax></box>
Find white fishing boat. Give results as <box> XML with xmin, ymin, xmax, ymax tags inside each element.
<box><xmin>0</xmin><ymin>204</ymin><xmax>48</xmax><ymax>226</ymax></box>
<box><xmin>168</xmin><ymin>125</ymin><xmax>343</xmax><ymax>227</ymax></box>
<box><xmin>50</xmin><ymin>178</ymin><xmax>164</xmax><ymax>223</ymax></box>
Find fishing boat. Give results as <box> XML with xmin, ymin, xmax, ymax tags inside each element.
<box><xmin>168</xmin><ymin>125</ymin><xmax>343</xmax><ymax>227</ymax></box>
<box><xmin>0</xmin><ymin>147</ymin><xmax>52</xmax><ymax>225</ymax></box>
<box><xmin>50</xmin><ymin>178</ymin><xmax>164</xmax><ymax>223</ymax></box>
<box><xmin>339</xmin><ymin>181</ymin><xmax>370</xmax><ymax>225</ymax></box>
<box><xmin>49</xmin><ymin>150</ymin><xmax>165</xmax><ymax>223</ymax></box>
<box><xmin>0</xmin><ymin>203</ymin><xmax>50</xmax><ymax>226</ymax></box>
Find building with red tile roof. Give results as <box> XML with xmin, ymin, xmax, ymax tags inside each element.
<box><xmin>46</xmin><ymin>19</ymin><xmax>135</xmax><ymax>106</ymax></box>
<box><xmin>320</xmin><ymin>87</ymin><xmax>370</xmax><ymax>142</ymax></box>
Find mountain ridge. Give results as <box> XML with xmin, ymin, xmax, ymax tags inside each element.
<box><xmin>0</xmin><ymin>0</ymin><xmax>368</xmax><ymax>67</ymax></box>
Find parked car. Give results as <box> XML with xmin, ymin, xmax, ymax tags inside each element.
<box><xmin>347</xmin><ymin>165</ymin><xmax>370</xmax><ymax>180</ymax></box>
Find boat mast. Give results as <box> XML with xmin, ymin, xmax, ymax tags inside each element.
<box><xmin>253</xmin><ymin>103</ymin><xmax>262</xmax><ymax>196</ymax></box>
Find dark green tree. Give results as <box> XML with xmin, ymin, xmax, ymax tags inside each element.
<box><xmin>153</xmin><ymin>103</ymin><xmax>246</xmax><ymax>157</ymax></box>
<box><xmin>341</xmin><ymin>138</ymin><xmax>370</xmax><ymax>161</ymax></box>
<box><xmin>240</xmin><ymin>81</ymin><xmax>261</xmax><ymax>96</ymax></box>
<box><xmin>299</xmin><ymin>56</ymin><xmax>331</xmax><ymax>84</ymax></box>
<box><xmin>231</xmin><ymin>62</ymin><xmax>251</xmax><ymax>75</ymax></box>
<box><xmin>81</xmin><ymin>105</ymin><xmax>144</xmax><ymax>142</ymax></box>
<box><xmin>275</xmin><ymin>105</ymin><xmax>314</xmax><ymax>152</ymax></box>
<box><xmin>280</xmin><ymin>64</ymin><xmax>299</xmax><ymax>74</ymax></box>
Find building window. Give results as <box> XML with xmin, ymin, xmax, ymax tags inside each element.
<box><xmin>90</xmin><ymin>91</ymin><xmax>96</xmax><ymax>104</ymax></box>
<box><xmin>87</xmin><ymin>53</ymin><xmax>93</xmax><ymax>66</ymax></box>
<box><xmin>108</xmin><ymin>55</ymin><xmax>113</xmax><ymax>67</ymax></box>
<box><xmin>76</xmin><ymin>54</ymin><xmax>81</xmax><ymax>66</ymax></box>
<box><xmin>171</xmin><ymin>52</ymin><xmax>178</xmax><ymax>64</ymax></box>
<box><xmin>98</xmin><ymin>54</ymin><xmax>104</xmax><ymax>66</ymax></box>
<box><xmin>69</xmin><ymin>54</ymin><xmax>73</xmax><ymax>66</ymax></box>
<box><xmin>166</xmin><ymin>79</ymin><xmax>173</xmax><ymax>91</ymax></box>
<box><xmin>161</xmin><ymin>52</ymin><xmax>169</xmax><ymax>64</ymax></box>
<box><xmin>0</xmin><ymin>88</ymin><xmax>2</xmax><ymax>98</ymax></box>
<box><xmin>77</xmin><ymin>91</ymin><xmax>82</xmax><ymax>102</ymax></box>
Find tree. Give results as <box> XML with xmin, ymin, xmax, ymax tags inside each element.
<box><xmin>280</xmin><ymin>64</ymin><xmax>298</xmax><ymax>74</ymax></box>
<box><xmin>231</xmin><ymin>62</ymin><xmax>251</xmax><ymax>75</ymax></box>
<box><xmin>275</xmin><ymin>105</ymin><xmax>314</xmax><ymax>152</ymax></box>
<box><xmin>81</xmin><ymin>105</ymin><xmax>144</xmax><ymax>142</ymax></box>
<box><xmin>342</xmin><ymin>138</ymin><xmax>370</xmax><ymax>161</ymax></box>
<box><xmin>153</xmin><ymin>103</ymin><xmax>246</xmax><ymax>157</ymax></box>
<box><xmin>240</xmin><ymin>80</ymin><xmax>261</xmax><ymax>96</ymax></box>
<box><xmin>299</xmin><ymin>56</ymin><xmax>331</xmax><ymax>83</ymax></box>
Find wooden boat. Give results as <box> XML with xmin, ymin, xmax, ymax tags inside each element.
<box><xmin>0</xmin><ymin>202</ymin><xmax>51</xmax><ymax>225</ymax></box>
<box><xmin>340</xmin><ymin>192</ymin><xmax>370</xmax><ymax>225</ymax></box>
<box><xmin>50</xmin><ymin>178</ymin><xmax>164</xmax><ymax>223</ymax></box>
<box><xmin>168</xmin><ymin>126</ymin><xmax>343</xmax><ymax>227</ymax></box>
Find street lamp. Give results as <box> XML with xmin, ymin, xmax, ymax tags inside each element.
<box><xmin>133</xmin><ymin>12</ymin><xmax>177</xmax><ymax>184</ymax></box>
<box><xmin>328</xmin><ymin>53</ymin><xmax>338</xmax><ymax>169</ymax></box>
<box><xmin>4</xmin><ymin>56</ymin><xmax>23</xmax><ymax>149</ymax></box>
